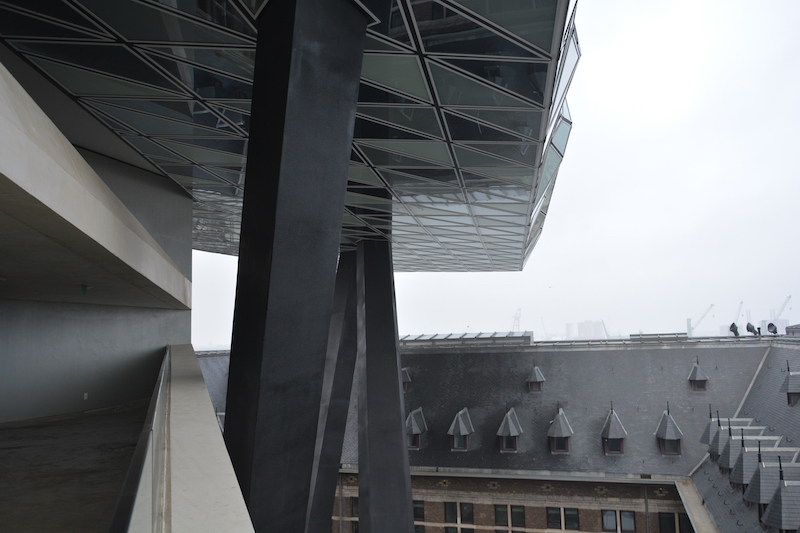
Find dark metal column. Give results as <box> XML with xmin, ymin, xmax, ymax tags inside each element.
<box><xmin>356</xmin><ymin>239</ymin><xmax>414</xmax><ymax>533</ymax></box>
<box><xmin>306</xmin><ymin>251</ymin><xmax>359</xmax><ymax>533</ymax></box>
<box><xmin>223</xmin><ymin>1</ymin><xmax>369</xmax><ymax>531</ymax></box>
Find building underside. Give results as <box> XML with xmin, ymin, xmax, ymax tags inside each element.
<box><xmin>0</xmin><ymin>1</ymin><xmax>579</xmax><ymax>532</ymax></box>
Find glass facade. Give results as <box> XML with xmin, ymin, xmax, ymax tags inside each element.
<box><xmin>0</xmin><ymin>0</ymin><xmax>580</xmax><ymax>271</ymax></box>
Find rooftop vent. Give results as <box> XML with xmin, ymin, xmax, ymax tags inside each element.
<box><xmin>447</xmin><ymin>407</ymin><xmax>474</xmax><ymax>451</ymax></box>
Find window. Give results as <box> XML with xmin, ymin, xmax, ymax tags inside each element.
<box><xmin>445</xmin><ymin>502</ymin><xmax>458</xmax><ymax>523</ymax></box>
<box><xmin>564</xmin><ymin>508</ymin><xmax>579</xmax><ymax>530</ymax></box>
<box><xmin>500</xmin><ymin>435</ymin><xmax>517</xmax><ymax>451</ymax></box>
<box><xmin>605</xmin><ymin>438</ymin><xmax>624</xmax><ymax>454</ymax></box>
<box><xmin>413</xmin><ymin>500</ymin><xmax>425</xmax><ymax>533</ymax></box>
<box><xmin>408</xmin><ymin>433</ymin><xmax>420</xmax><ymax>449</ymax></box>
<box><xmin>495</xmin><ymin>505</ymin><xmax>508</xmax><ymax>526</ymax></box>
<box><xmin>528</xmin><ymin>381</ymin><xmax>542</xmax><ymax>392</ymax></box>
<box><xmin>691</xmin><ymin>379</ymin><xmax>707</xmax><ymax>391</ymax></box>
<box><xmin>547</xmin><ymin>507</ymin><xmax>562</xmax><ymax>529</ymax></box>
<box><xmin>451</xmin><ymin>434</ymin><xmax>468</xmax><ymax>450</ymax></box>
<box><xmin>351</xmin><ymin>497</ymin><xmax>358</xmax><ymax>517</ymax></box>
<box><xmin>659</xmin><ymin>512</ymin><xmax>675</xmax><ymax>533</ymax></box>
<box><xmin>602</xmin><ymin>510</ymin><xmax>617</xmax><ymax>531</ymax></box>
<box><xmin>621</xmin><ymin>511</ymin><xmax>635</xmax><ymax>532</ymax></box>
<box><xmin>660</xmin><ymin>438</ymin><xmax>681</xmax><ymax>455</ymax></box>
<box><xmin>788</xmin><ymin>393</ymin><xmax>800</xmax><ymax>406</ymax></box>
<box><xmin>460</xmin><ymin>503</ymin><xmax>474</xmax><ymax>524</ymax></box>
<box><xmin>445</xmin><ymin>529</ymin><xmax>457</xmax><ymax>533</ymax></box>
<box><xmin>510</xmin><ymin>505</ymin><xmax>525</xmax><ymax>527</ymax></box>
<box><xmin>551</xmin><ymin>436</ymin><xmax>569</xmax><ymax>453</ymax></box>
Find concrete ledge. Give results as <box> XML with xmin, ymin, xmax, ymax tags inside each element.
<box><xmin>168</xmin><ymin>344</ymin><xmax>253</xmax><ymax>533</ymax></box>
<box><xmin>0</xmin><ymin>59</ymin><xmax>190</xmax><ymax>309</ymax></box>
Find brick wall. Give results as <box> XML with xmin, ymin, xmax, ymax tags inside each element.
<box><xmin>579</xmin><ymin>507</ymin><xmax>601</xmax><ymax>532</ymax></box>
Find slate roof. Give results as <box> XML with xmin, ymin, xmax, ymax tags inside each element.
<box><xmin>762</xmin><ymin>480</ymin><xmax>800</xmax><ymax>530</ymax></box>
<box><xmin>688</xmin><ymin>362</ymin><xmax>710</xmax><ymax>382</ymax></box>
<box><xmin>730</xmin><ymin>446</ymin><xmax>800</xmax><ymax>485</ymax></box>
<box><xmin>692</xmin><ymin>456</ymin><xmax>761</xmax><ymax>533</ymax></box>
<box><xmin>655</xmin><ymin>411</ymin><xmax>683</xmax><ymax>440</ymax></box>
<box><xmin>719</xmin><ymin>435</ymin><xmax>776</xmax><ymax>471</ymax></box>
<box><xmin>402</xmin><ymin>367</ymin><xmax>412</xmax><ymax>385</ymax></box>
<box><xmin>744</xmin><ymin>463</ymin><xmax>800</xmax><ymax>504</ymax></box>
<box><xmin>497</xmin><ymin>408</ymin><xmax>523</xmax><ymax>437</ymax></box>
<box><xmin>527</xmin><ymin>366</ymin><xmax>545</xmax><ymax>383</ymax></box>
<box><xmin>547</xmin><ymin>408</ymin><xmax>574</xmax><ymax>438</ymax></box>
<box><xmin>447</xmin><ymin>408</ymin><xmax>475</xmax><ymax>437</ymax></box>
<box><xmin>699</xmin><ymin>417</ymin><xmax>753</xmax><ymax>444</ymax></box>
<box><xmin>600</xmin><ymin>408</ymin><xmax>627</xmax><ymax>439</ymax></box>
<box><xmin>780</xmin><ymin>371</ymin><xmax>800</xmax><ymax>394</ymax></box>
<box><xmin>406</xmin><ymin>407</ymin><xmax>427</xmax><ymax>435</ymax></box>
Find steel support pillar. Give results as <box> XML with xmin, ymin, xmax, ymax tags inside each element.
<box><xmin>356</xmin><ymin>239</ymin><xmax>414</xmax><ymax>533</ymax></box>
<box><xmin>223</xmin><ymin>1</ymin><xmax>369</xmax><ymax>531</ymax></box>
<box><xmin>306</xmin><ymin>251</ymin><xmax>359</xmax><ymax>533</ymax></box>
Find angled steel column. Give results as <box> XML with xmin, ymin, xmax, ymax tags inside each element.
<box><xmin>223</xmin><ymin>2</ymin><xmax>369</xmax><ymax>531</ymax></box>
<box><xmin>356</xmin><ymin>239</ymin><xmax>414</xmax><ymax>533</ymax></box>
<box><xmin>306</xmin><ymin>251</ymin><xmax>359</xmax><ymax>533</ymax></box>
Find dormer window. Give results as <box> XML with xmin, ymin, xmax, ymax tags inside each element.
<box><xmin>782</xmin><ymin>366</ymin><xmax>800</xmax><ymax>405</ymax></box>
<box><xmin>789</xmin><ymin>393</ymin><xmax>800</xmax><ymax>406</ymax></box>
<box><xmin>527</xmin><ymin>365</ymin><xmax>545</xmax><ymax>392</ymax></box>
<box><xmin>401</xmin><ymin>367</ymin><xmax>411</xmax><ymax>392</ymax></box>
<box><xmin>688</xmin><ymin>361</ymin><xmax>709</xmax><ymax>391</ymax></box>
<box><xmin>447</xmin><ymin>407</ymin><xmax>474</xmax><ymax>452</ymax></box>
<box><xmin>547</xmin><ymin>407</ymin><xmax>574</xmax><ymax>454</ymax></box>
<box><xmin>655</xmin><ymin>408</ymin><xmax>683</xmax><ymax>456</ymax></box>
<box><xmin>406</xmin><ymin>407</ymin><xmax>427</xmax><ymax>451</ymax></box>
<box><xmin>601</xmin><ymin>405</ymin><xmax>627</xmax><ymax>455</ymax></box>
<box><xmin>497</xmin><ymin>407</ymin><xmax>522</xmax><ymax>452</ymax></box>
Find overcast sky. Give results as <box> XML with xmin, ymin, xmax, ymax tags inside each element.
<box><xmin>191</xmin><ymin>0</ymin><xmax>800</xmax><ymax>349</ymax></box>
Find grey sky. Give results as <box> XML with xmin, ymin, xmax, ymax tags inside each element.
<box><xmin>191</xmin><ymin>1</ymin><xmax>800</xmax><ymax>349</ymax></box>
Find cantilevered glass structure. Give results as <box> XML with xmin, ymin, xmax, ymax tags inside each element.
<box><xmin>0</xmin><ymin>0</ymin><xmax>579</xmax><ymax>271</ymax></box>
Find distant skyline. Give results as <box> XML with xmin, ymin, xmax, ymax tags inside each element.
<box><xmin>191</xmin><ymin>1</ymin><xmax>800</xmax><ymax>349</ymax></box>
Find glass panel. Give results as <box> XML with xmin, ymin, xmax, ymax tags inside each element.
<box><xmin>546</xmin><ymin>508</ymin><xmax>561</xmax><ymax>529</ymax></box>
<box><xmin>353</xmin><ymin>117</ymin><xmax>428</xmax><ymax>140</ymax></box>
<box><xmin>453</xmin><ymin>434</ymin><xmax>467</xmax><ymax>448</ymax></box>
<box><xmin>390</xmin><ymin>168</ymin><xmax>460</xmax><ymax>185</ymax></box>
<box><xmin>358</xmin><ymin>145</ymin><xmax>446</xmax><ymax>168</ymax></box>
<box><xmin>551</xmin><ymin>35</ymin><xmax>580</xmax><ymax>120</ymax></box>
<box><xmin>564</xmin><ymin>508</ymin><xmax>580</xmax><ymax>530</ymax></box>
<box><xmin>678</xmin><ymin>514</ymin><xmax>694</xmax><ymax>533</ymax></box>
<box><xmin>415</xmin><ymin>0</ymin><xmax>541</xmax><ymax>58</ymax></box>
<box><xmin>561</xmin><ymin>100</ymin><xmax>571</xmax><ymax>121</ymax></box>
<box><xmin>13</xmin><ymin>43</ymin><xmax>180</xmax><ymax>91</ymax></box>
<box><xmin>552</xmin><ymin>120</ymin><xmax>572</xmax><ymax>155</ymax></box>
<box><xmin>91</xmin><ymin>103</ymin><xmax>229</xmax><ymax>137</ymax></box>
<box><xmin>454</xmin><ymin>108</ymin><xmax>542</xmax><ymax>140</ymax></box>
<box><xmin>510</xmin><ymin>506</ymin><xmax>525</xmax><ymax>527</ymax></box>
<box><xmin>146</xmin><ymin>53</ymin><xmax>253</xmax><ymax>100</ymax></box>
<box><xmin>602</xmin><ymin>510</ymin><xmax>617</xmax><ymax>531</ymax></box>
<box><xmin>365</xmin><ymin>33</ymin><xmax>406</xmax><ymax>52</ymax></box>
<box><xmin>448</xmin><ymin>0</ymin><xmax>558</xmax><ymax>53</ymax></box>
<box><xmin>464</xmin><ymin>167</ymin><xmax>534</xmax><ymax>187</ymax></box>
<box><xmin>124</xmin><ymin>137</ymin><xmax>188</xmax><ymax>161</ymax></box>
<box><xmin>621</xmin><ymin>511</ymin><xmax>636</xmax><ymax>532</ymax></box>
<box><xmin>30</xmin><ymin>57</ymin><xmax>179</xmax><ymax>97</ymax></box>
<box><xmin>159</xmin><ymin>140</ymin><xmax>246</xmax><ymax>165</ymax></box>
<box><xmin>352</xmin><ymin>497</ymin><xmax>358</xmax><ymax>517</ymax></box>
<box><xmin>444</xmin><ymin>502</ymin><xmax>458</xmax><ymax>523</ymax></box>
<box><xmin>445</xmin><ymin>112</ymin><xmax>527</xmax><ymax>142</ymax></box>
<box><xmin>458</xmin><ymin>143</ymin><xmax>538</xmax><ymax>167</ymax></box>
<box><xmin>365</xmin><ymin>0</ymin><xmax>414</xmax><ymax>48</ymax></box>
<box><xmin>349</xmin><ymin>166</ymin><xmax>384</xmax><ymax>186</ymax></box>
<box><xmin>502</xmin><ymin>435</ymin><xmax>516</xmax><ymax>449</ymax></box>
<box><xmin>607</xmin><ymin>438</ymin><xmax>622</xmax><ymax>453</ymax></box>
<box><xmin>358</xmin><ymin>106</ymin><xmax>443</xmax><ymax>138</ymax></box>
<box><xmin>1</xmin><ymin>0</ymin><xmax>103</xmax><ymax>31</ymax></box>
<box><xmin>495</xmin><ymin>505</ymin><xmax>508</xmax><ymax>526</ymax></box>
<box><xmin>359</xmin><ymin>83</ymin><xmax>422</xmax><ymax>105</ymax></box>
<box><xmin>664</xmin><ymin>439</ymin><xmax>680</xmax><ymax>454</ymax></box>
<box><xmin>429</xmin><ymin>63</ymin><xmax>534</xmax><ymax>108</ymax></box>
<box><xmin>77</xmin><ymin>0</ymin><xmax>254</xmax><ymax>44</ymax></box>
<box><xmin>440</xmin><ymin>58</ymin><xmax>547</xmax><ymax>104</ymax></box>
<box><xmin>455</xmin><ymin>146</ymin><xmax>523</xmax><ymax>167</ymax></box>
<box><xmin>152</xmin><ymin>0</ymin><xmax>255</xmax><ymax>37</ymax></box>
<box><xmin>0</xmin><ymin>7</ymin><xmax>101</xmax><ymax>39</ymax></box>
<box><xmin>535</xmin><ymin>145</ymin><xmax>562</xmax><ymax>204</ymax></box>
<box><xmin>361</xmin><ymin>55</ymin><xmax>430</xmax><ymax>101</ymax></box>
<box><xmin>659</xmin><ymin>513</ymin><xmax>676</xmax><ymax>533</ymax></box>
<box><xmin>361</xmin><ymin>141</ymin><xmax>452</xmax><ymax>165</ymax></box>
<box><xmin>460</xmin><ymin>503</ymin><xmax>474</xmax><ymax>523</ymax></box>
<box><xmin>148</xmin><ymin>47</ymin><xmax>256</xmax><ymax>81</ymax></box>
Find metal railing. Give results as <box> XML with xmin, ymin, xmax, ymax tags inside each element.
<box><xmin>108</xmin><ymin>348</ymin><xmax>170</xmax><ymax>533</ymax></box>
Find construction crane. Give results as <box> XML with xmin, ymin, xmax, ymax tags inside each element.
<box><xmin>601</xmin><ymin>319</ymin><xmax>610</xmax><ymax>339</ymax></box>
<box><xmin>774</xmin><ymin>295</ymin><xmax>792</xmax><ymax>321</ymax></box>
<box><xmin>687</xmin><ymin>304</ymin><xmax>714</xmax><ymax>338</ymax></box>
<box><xmin>512</xmin><ymin>309</ymin><xmax>521</xmax><ymax>332</ymax></box>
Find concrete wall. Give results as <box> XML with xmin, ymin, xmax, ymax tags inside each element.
<box><xmin>0</xmin><ymin>300</ymin><xmax>189</xmax><ymax>423</ymax></box>
<box><xmin>79</xmin><ymin>148</ymin><xmax>193</xmax><ymax>280</ymax></box>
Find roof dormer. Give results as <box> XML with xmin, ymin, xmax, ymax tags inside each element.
<box><xmin>497</xmin><ymin>407</ymin><xmax>523</xmax><ymax>452</ymax></box>
<box><xmin>655</xmin><ymin>405</ymin><xmax>683</xmax><ymax>455</ymax></box>
<box><xmin>447</xmin><ymin>407</ymin><xmax>474</xmax><ymax>451</ymax></box>
<box><xmin>548</xmin><ymin>407</ymin><xmax>574</xmax><ymax>453</ymax></box>
<box><xmin>405</xmin><ymin>407</ymin><xmax>427</xmax><ymax>450</ymax></box>
<box><xmin>527</xmin><ymin>365</ymin><xmax>545</xmax><ymax>392</ymax></box>
<box><xmin>688</xmin><ymin>358</ymin><xmax>709</xmax><ymax>391</ymax></box>
<box><xmin>780</xmin><ymin>361</ymin><xmax>800</xmax><ymax>406</ymax></box>
<box><xmin>401</xmin><ymin>367</ymin><xmax>411</xmax><ymax>392</ymax></box>
<box><xmin>601</xmin><ymin>403</ymin><xmax>628</xmax><ymax>454</ymax></box>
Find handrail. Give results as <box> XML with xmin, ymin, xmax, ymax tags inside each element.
<box><xmin>108</xmin><ymin>347</ymin><xmax>170</xmax><ymax>533</ymax></box>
